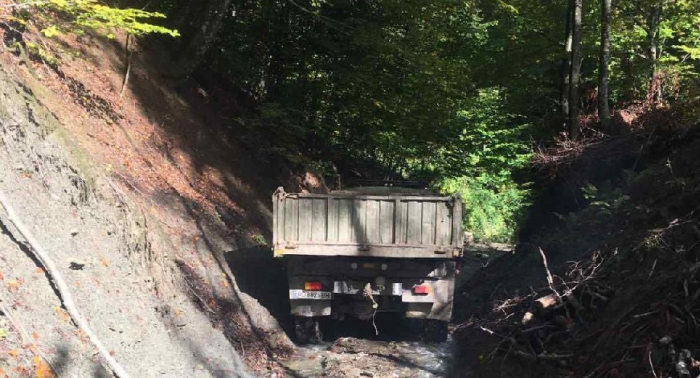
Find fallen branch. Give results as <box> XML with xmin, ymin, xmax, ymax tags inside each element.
<box><xmin>513</xmin><ymin>350</ymin><xmax>574</xmax><ymax>361</ymax></box>
<box><xmin>478</xmin><ymin>325</ymin><xmax>499</xmax><ymax>336</ymax></box>
<box><xmin>119</xmin><ymin>33</ymin><xmax>132</xmax><ymax>99</ymax></box>
<box><xmin>183</xmin><ymin>278</ymin><xmax>215</xmax><ymax>314</ymax></box>
<box><xmin>0</xmin><ymin>189</ymin><xmax>131</xmax><ymax>378</ymax></box>
<box><xmin>538</xmin><ymin>247</ymin><xmax>561</xmax><ymax>298</ymax></box>
<box><xmin>649</xmin><ymin>350</ymin><xmax>659</xmax><ymax>378</ymax></box>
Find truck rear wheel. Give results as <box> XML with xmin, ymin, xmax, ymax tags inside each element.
<box><xmin>422</xmin><ymin>319</ymin><xmax>448</xmax><ymax>343</ymax></box>
<box><xmin>294</xmin><ymin>316</ymin><xmax>323</xmax><ymax>345</ymax></box>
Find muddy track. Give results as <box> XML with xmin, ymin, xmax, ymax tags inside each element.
<box><xmin>228</xmin><ymin>244</ymin><xmax>511</xmax><ymax>378</ymax></box>
<box><xmin>284</xmin><ymin>335</ymin><xmax>455</xmax><ymax>378</ymax></box>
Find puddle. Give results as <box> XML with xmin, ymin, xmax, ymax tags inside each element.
<box><xmin>283</xmin><ymin>336</ymin><xmax>455</xmax><ymax>377</ymax></box>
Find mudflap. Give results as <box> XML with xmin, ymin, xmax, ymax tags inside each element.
<box><xmin>427</xmin><ymin>271</ymin><xmax>456</xmax><ymax>321</ymax></box>
<box><xmin>294</xmin><ymin>316</ymin><xmax>323</xmax><ymax>344</ymax></box>
<box><xmin>407</xmin><ymin>318</ymin><xmax>449</xmax><ymax>343</ymax></box>
<box><xmin>422</xmin><ymin>319</ymin><xmax>449</xmax><ymax>343</ymax></box>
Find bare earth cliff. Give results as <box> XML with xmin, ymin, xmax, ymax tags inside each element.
<box><xmin>0</xmin><ymin>33</ymin><xmax>294</xmax><ymax>377</ymax></box>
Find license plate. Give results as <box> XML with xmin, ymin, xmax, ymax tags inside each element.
<box><xmin>289</xmin><ymin>289</ymin><xmax>332</xmax><ymax>300</ymax></box>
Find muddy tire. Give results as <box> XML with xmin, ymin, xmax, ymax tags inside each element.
<box><xmin>422</xmin><ymin>319</ymin><xmax>448</xmax><ymax>343</ymax></box>
<box><xmin>294</xmin><ymin>316</ymin><xmax>323</xmax><ymax>344</ymax></box>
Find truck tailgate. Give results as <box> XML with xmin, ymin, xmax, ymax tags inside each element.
<box><xmin>272</xmin><ymin>188</ymin><xmax>462</xmax><ymax>259</ymax></box>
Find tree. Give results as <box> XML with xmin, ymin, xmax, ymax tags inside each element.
<box><xmin>560</xmin><ymin>0</ymin><xmax>574</xmax><ymax>132</ymax></box>
<box><xmin>598</xmin><ymin>0</ymin><xmax>611</xmax><ymax>129</ymax></box>
<box><xmin>646</xmin><ymin>2</ymin><xmax>663</xmax><ymax>103</ymax></box>
<box><xmin>170</xmin><ymin>0</ymin><xmax>233</xmax><ymax>78</ymax></box>
<box><xmin>568</xmin><ymin>0</ymin><xmax>583</xmax><ymax>140</ymax></box>
<box><xmin>9</xmin><ymin>1</ymin><xmax>179</xmax><ymax>39</ymax></box>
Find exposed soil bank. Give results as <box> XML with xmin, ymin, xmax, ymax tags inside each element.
<box><xmin>0</xmin><ymin>33</ymin><xmax>300</xmax><ymax>375</ymax></box>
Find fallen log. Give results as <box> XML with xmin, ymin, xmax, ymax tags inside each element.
<box><xmin>535</xmin><ymin>294</ymin><xmax>559</xmax><ymax>312</ymax></box>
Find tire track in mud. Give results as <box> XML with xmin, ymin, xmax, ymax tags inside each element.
<box><xmin>276</xmin><ymin>244</ymin><xmax>511</xmax><ymax>378</ymax></box>
<box><xmin>283</xmin><ymin>336</ymin><xmax>455</xmax><ymax>378</ymax></box>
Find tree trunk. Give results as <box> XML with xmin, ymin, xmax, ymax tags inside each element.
<box><xmin>559</xmin><ymin>0</ymin><xmax>574</xmax><ymax>131</ymax></box>
<box><xmin>171</xmin><ymin>0</ymin><xmax>233</xmax><ymax>79</ymax></box>
<box><xmin>646</xmin><ymin>4</ymin><xmax>662</xmax><ymax>104</ymax></box>
<box><xmin>568</xmin><ymin>0</ymin><xmax>583</xmax><ymax>141</ymax></box>
<box><xmin>598</xmin><ymin>0</ymin><xmax>611</xmax><ymax>130</ymax></box>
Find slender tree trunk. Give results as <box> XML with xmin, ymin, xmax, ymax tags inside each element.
<box><xmin>646</xmin><ymin>4</ymin><xmax>662</xmax><ymax>104</ymax></box>
<box><xmin>559</xmin><ymin>0</ymin><xmax>574</xmax><ymax>131</ymax></box>
<box><xmin>598</xmin><ymin>0</ymin><xmax>611</xmax><ymax>129</ymax></box>
<box><xmin>568</xmin><ymin>0</ymin><xmax>583</xmax><ymax>141</ymax></box>
<box><xmin>262</xmin><ymin>1</ymin><xmax>291</xmax><ymax>102</ymax></box>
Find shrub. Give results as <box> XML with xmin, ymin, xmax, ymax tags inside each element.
<box><xmin>438</xmin><ymin>175</ymin><xmax>529</xmax><ymax>243</ymax></box>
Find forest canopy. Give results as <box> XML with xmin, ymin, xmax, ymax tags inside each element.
<box><xmin>148</xmin><ymin>0</ymin><xmax>700</xmax><ymax>241</ymax></box>
<box><xmin>169</xmin><ymin>0</ymin><xmax>697</xmax><ymax>241</ymax></box>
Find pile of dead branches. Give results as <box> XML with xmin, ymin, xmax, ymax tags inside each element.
<box><xmin>455</xmin><ymin>122</ymin><xmax>700</xmax><ymax>377</ymax></box>
<box><xmin>468</xmin><ymin>230</ymin><xmax>700</xmax><ymax>378</ymax></box>
<box><xmin>470</xmin><ymin>250</ymin><xmax>609</xmax><ymax>365</ymax></box>
<box><xmin>532</xmin><ymin>134</ymin><xmax>642</xmax><ymax>176</ymax></box>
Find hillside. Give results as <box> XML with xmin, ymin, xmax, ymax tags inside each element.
<box><xmin>0</xmin><ymin>30</ymin><xmax>303</xmax><ymax>376</ymax></box>
<box><xmin>451</xmin><ymin>119</ymin><xmax>700</xmax><ymax>377</ymax></box>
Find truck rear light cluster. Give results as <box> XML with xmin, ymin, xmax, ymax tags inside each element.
<box><xmin>412</xmin><ymin>284</ymin><xmax>431</xmax><ymax>295</ymax></box>
<box><xmin>304</xmin><ymin>282</ymin><xmax>323</xmax><ymax>291</ymax></box>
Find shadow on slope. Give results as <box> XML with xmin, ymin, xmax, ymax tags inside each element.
<box><xmin>225</xmin><ymin>246</ymin><xmax>295</xmax><ymax>338</ymax></box>
<box><xmin>449</xmin><ymin>122</ymin><xmax>700</xmax><ymax>378</ymax></box>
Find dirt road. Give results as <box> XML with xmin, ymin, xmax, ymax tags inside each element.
<box><xmin>274</xmin><ymin>244</ymin><xmax>511</xmax><ymax>378</ymax></box>
<box><xmin>282</xmin><ymin>329</ymin><xmax>455</xmax><ymax>378</ymax></box>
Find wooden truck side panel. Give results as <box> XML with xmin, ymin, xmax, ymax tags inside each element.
<box><xmin>272</xmin><ymin>188</ymin><xmax>463</xmax><ymax>259</ymax></box>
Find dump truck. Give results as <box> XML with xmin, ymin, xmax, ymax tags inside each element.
<box><xmin>272</xmin><ymin>186</ymin><xmax>463</xmax><ymax>343</ymax></box>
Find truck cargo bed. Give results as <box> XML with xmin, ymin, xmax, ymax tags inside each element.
<box><xmin>272</xmin><ymin>187</ymin><xmax>463</xmax><ymax>259</ymax></box>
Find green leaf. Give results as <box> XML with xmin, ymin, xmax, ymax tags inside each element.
<box><xmin>41</xmin><ymin>25</ymin><xmax>61</xmax><ymax>38</ymax></box>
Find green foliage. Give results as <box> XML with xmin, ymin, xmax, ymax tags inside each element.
<box><xmin>436</xmin><ymin>88</ymin><xmax>532</xmax><ymax>178</ymax></box>
<box><xmin>156</xmin><ymin>0</ymin><xmax>699</xmax><ymax>242</ymax></box>
<box><xmin>609</xmin><ymin>0</ymin><xmax>700</xmax><ymax>102</ymax></box>
<box><xmin>23</xmin><ymin>41</ymin><xmax>58</xmax><ymax>66</ymax></box>
<box><xmin>251</xmin><ymin>234</ymin><xmax>267</xmax><ymax>246</ymax></box>
<box><xmin>438</xmin><ymin>176</ymin><xmax>528</xmax><ymax>243</ymax></box>
<box><xmin>21</xmin><ymin>0</ymin><xmax>179</xmax><ymax>38</ymax></box>
<box><xmin>433</xmin><ymin>88</ymin><xmax>531</xmax><ymax>242</ymax></box>
<box><xmin>582</xmin><ymin>182</ymin><xmax>630</xmax><ymax>217</ymax></box>
<box><xmin>214</xmin><ymin>0</ymin><xmax>492</xmax><ymax>163</ymax></box>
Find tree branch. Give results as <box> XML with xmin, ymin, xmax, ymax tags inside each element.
<box><xmin>119</xmin><ymin>33</ymin><xmax>132</xmax><ymax>99</ymax></box>
<box><xmin>0</xmin><ymin>190</ymin><xmax>131</xmax><ymax>378</ymax></box>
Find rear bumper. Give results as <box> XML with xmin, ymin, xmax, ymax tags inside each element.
<box><xmin>287</xmin><ymin>257</ymin><xmax>456</xmax><ymax>321</ymax></box>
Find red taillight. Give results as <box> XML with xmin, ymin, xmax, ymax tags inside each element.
<box><xmin>304</xmin><ymin>282</ymin><xmax>323</xmax><ymax>291</ymax></box>
<box><xmin>413</xmin><ymin>284</ymin><xmax>431</xmax><ymax>295</ymax></box>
